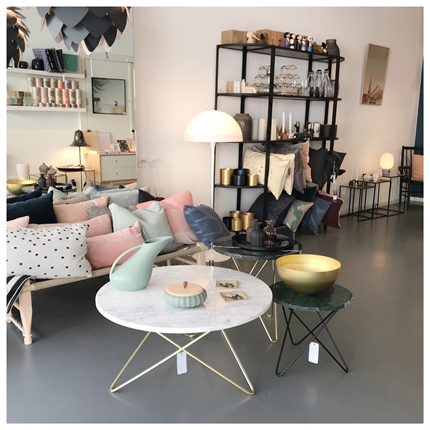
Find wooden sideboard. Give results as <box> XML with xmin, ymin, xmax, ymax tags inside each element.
<box><xmin>86</xmin><ymin>153</ymin><xmax>137</xmax><ymax>186</ymax></box>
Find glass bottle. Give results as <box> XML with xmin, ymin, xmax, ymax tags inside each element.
<box><xmin>301</xmin><ymin>77</ymin><xmax>309</xmax><ymax>96</ymax></box>
<box><xmin>246</xmin><ymin>218</ymin><xmax>257</xmax><ymax>243</ymax></box>
<box><xmin>308</xmin><ymin>71</ymin><xmax>315</xmax><ymax>97</ymax></box>
<box><xmin>322</xmin><ymin>69</ymin><xmax>330</xmax><ymax>97</ymax></box>
<box><xmin>263</xmin><ymin>220</ymin><xmax>277</xmax><ymax>247</ymax></box>
<box><xmin>314</xmin><ymin>70</ymin><xmax>322</xmax><ymax>98</ymax></box>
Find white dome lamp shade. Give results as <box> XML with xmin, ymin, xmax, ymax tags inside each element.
<box><xmin>184</xmin><ymin>109</ymin><xmax>243</xmax><ymax>207</ymax></box>
<box><xmin>380</xmin><ymin>153</ymin><xmax>395</xmax><ymax>176</ymax></box>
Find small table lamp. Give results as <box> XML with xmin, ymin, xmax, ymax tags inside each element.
<box><xmin>380</xmin><ymin>153</ymin><xmax>394</xmax><ymax>176</ymax></box>
<box><xmin>70</xmin><ymin>130</ymin><xmax>89</xmax><ymax>169</ymax></box>
<box><xmin>183</xmin><ymin>109</ymin><xmax>243</xmax><ymax>207</ymax></box>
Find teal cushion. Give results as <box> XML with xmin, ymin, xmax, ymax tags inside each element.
<box><xmin>7</xmin><ymin>191</ymin><xmax>57</xmax><ymax>224</ymax></box>
<box><xmin>7</xmin><ymin>188</ymin><xmax>42</xmax><ymax>204</ymax></box>
<box><xmin>109</xmin><ymin>202</ymin><xmax>177</xmax><ymax>254</ymax></box>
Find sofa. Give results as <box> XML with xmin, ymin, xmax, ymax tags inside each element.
<box><xmin>6</xmin><ymin>184</ymin><xmax>208</xmax><ymax>345</ymax></box>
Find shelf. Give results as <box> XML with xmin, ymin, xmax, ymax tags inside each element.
<box><xmin>215</xmin><ymin>184</ymin><xmax>265</xmax><ymax>189</ymax></box>
<box><xmin>7</xmin><ymin>68</ymin><xmax>85</xmax><ymax>80</ymax></box>
<box><xmin>218</xmin><ymin>43</ymin><xmax>345</xmax><ymax>63</ymax></box>
<box><xmin>7</xmin><ymin>106</ymin><xmax>86</xmax><ymax>113</ymax></box>
<box><xmin>219</xmin><ymin>138</ymin><xmax>339</xmax><ymax>145</ymax></box>
<box><xmin>217</xmin><ymin>93</ymin><xmax>341</xmax><ymax>102</ymax></box>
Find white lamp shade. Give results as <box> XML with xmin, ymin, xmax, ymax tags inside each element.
<box><xmin>184</xmin><ymin>109</ymin><xmax>243</xmax><ymax>142</ymax></box>
<box><xmin>380</xmin><ymin>153</ymin><xmax>395</xmax><ymax>170</ymax></box>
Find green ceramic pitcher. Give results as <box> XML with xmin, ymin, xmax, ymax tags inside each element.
<box><xmin>109</xmin><ymin>236</ymin><xmax>173</xmax><ymax>291</ymax></box>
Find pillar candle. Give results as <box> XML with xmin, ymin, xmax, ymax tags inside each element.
<box><xmin>271</xmin><ymin>118</ymin><xmax>277</xmax><ymax>141</ymax></box>
<box><xmin>252</xmin><ymin>118</ymin><xmax>259</xmax><ymax>140</ymax></box>
<box><xmin>257</xmin><ymin>118</ymin><xmax>266</xmax><ymax>140</ymax></box>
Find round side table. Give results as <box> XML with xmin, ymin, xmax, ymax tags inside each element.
<box><xmin>271</xmin><ymin>281</ymin><xmax>353</xmax><ymax>376</ymax></box>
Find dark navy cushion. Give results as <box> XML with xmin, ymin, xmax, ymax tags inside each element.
<box><xmin>249</xmin><ymin>192</ymin><xmax>296</xmax><ymax>227</ymax></box>
<box><xmin>7</xmin><ymin>191</ymin><xmax>57</xmax><ymax>224</ymax></box>
<box><xmin>292</xmin><ymin>185</ymin><xmax>318</xmax><ymax>202</ymax></box>
<box><xmin>7</xmin><ymin>187</ymin><xmax>42</xmax><ymax>204</ymax></box>
<box><xmin>303</xmin><ymin>197</ymin><xmax>332</xmax><ymax>234</ymax></box>
<box><xmin>183</xmin><ymin>205</ymin><xmax>230</xmax><ymax>247</ymax></box>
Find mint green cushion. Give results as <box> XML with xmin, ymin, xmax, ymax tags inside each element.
<box><xmin>283</xmin><ymin>200</ymin><xmax>314</xmax><ymax>232</ymax></box>
<box><xmin>109</xmin><ymin>202</ymin><xmax>177</xmax><ymax>254</ymax></box>
<box><xmin>48</xmin><ymin>186</ymin><xmax>95</xmax><ymax>202</ymax></box>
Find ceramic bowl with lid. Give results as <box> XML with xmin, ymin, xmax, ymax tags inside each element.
<box><xmin>164</xmin><ymin>281</ymin><xmax>207</xmax><ymax>308</ymax></box>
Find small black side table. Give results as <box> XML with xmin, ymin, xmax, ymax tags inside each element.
<box><xmin>339</xmin><ymin>182</ymin><xmax>376</xmax><ymax>222</ymax></box>
<box><xmin>271</xmin><ymin>281</ymin><xmax>353</xmax><ymax>376</ymax></box>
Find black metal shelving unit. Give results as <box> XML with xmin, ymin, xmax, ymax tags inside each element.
<box><xmin>214</xmin><ymin>43</ymin><xmax>345</xmax><ymax>222</ymax></box>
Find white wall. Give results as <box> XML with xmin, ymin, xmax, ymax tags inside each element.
<box><xmin>6</xmin><ymin>7</ymin><xmax>134</xmax><ymax>186</ymax></box>
<box><xmin>133</xmin><ymin>7</ymin><xmax>423</xmax><ymax>215</ymax></box>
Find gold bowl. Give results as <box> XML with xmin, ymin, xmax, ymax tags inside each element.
<box><xmin>7</xmin><ymin>180</ymin><xmax>37</xmax><ymax>196</ymax></box>
<box><xmin>276</xmin><ymin>254</ymin><xmax>341</xmax><ymax>295</ymax></box>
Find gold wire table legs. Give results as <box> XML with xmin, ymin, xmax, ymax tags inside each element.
<box><xmin>232</xmin><ymin>258</ymin><xmax>278</xmax><ymax>344</ymax></box>
<box><xmin>109</xmin><ymin>330</ymin><xmax>255</xmax><ymax>396</ymax></box>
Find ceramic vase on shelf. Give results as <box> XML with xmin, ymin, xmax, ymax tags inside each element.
<box><xmin>326</xmin><ymin>39</ymin><xmax>340</xmax><ymax>56</ymax></box>
<box><xmin>109</xmin><ymin>236</ymin><xmax>173</xmax><ymax>291</ymax></box>
<box><xmin>246</xmin><ymin>218</ymin><xmax>257</xmax><ymax>243</ymax></box>
<box><xmin>234</xmin><ymin>113</ymin><xmax>252</xmax><ymax>141</ymax></box>
<box><xmin>46</xmin><ymin>173</ymin><xmax>56</xmax><ymax>188</ymax></box>
<box><xmin>39</xmin><ymin>162</ymin><xmax>49</xmax><ymax>174</ymax></box>
<box><xmin>16</xmin><ymin>163</ymin><xmax>30</xmax><ymax>180</ymax></box>
<box><xmin>250</xmin><ymin>221</ymin><xmax>265</xmax><ymax>247</ymax></box>
<box><xmin>264</xmin><ymin>220</ymin><xmax>277</xmax><ymax>247</ymax></box>
<box><xmin>38</xmin><ymin>173</ymin><xmax>46</xmax><ymax>188</ymax></box>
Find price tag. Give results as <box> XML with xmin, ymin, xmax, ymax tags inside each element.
<box><xmin>177</xmin><ymin>352</ymin><xmax>187</xmax><ymax>375</ymax></box>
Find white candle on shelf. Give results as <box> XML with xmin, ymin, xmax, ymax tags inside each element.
<box><xmin>282</xmin><ymin>112</ymin><xmax>285</xmax><ymax>132</ymax></box>
<box><xmin>258</xmin><ymin>118</ymin><xmax>266</xmax><ymax>140</ymax></box>
<box><xmin>252</xmin><ymin>118</ymin><xmax>259</xmax><ymax>140</ymax></box>
<box><xmin>271</xmin><ymin>118</ymin><xmax>277</xmax><ymax>141</ymax></box>
<box><xmin>289</xmin><ymin>113</ymin><xmax>292</xmax><ymax>132</ymax></box>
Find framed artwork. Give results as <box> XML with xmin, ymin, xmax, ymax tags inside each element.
<box><xmin>92</xmin><ymin>77</ymin><xmax>126</xmax><ymax>115</ymax></box>
<box><xmin>117</xmin><ymin>140</ymin><xmax>130</xmax><ymax>153</ymax></box>
<box><xmin>361</xmin><ymin>44</ymin><xmax>390</xmax><ymax>106</ymax></box>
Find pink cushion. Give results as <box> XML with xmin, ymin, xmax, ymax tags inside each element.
<box><xmin>124</xmin><ymin>182</ymin><xmax>137</xmax><ymax>188</ymax></box>
<box><xmin>86</xmin><ymin>222</ymin><xmax>144</xmax><ymax>270</ymax></box>
<box><xmin>53</xmin><ymin>196</ymin><xmax>87</xmax><ymax>206</ymax></box>
<box><xmin>27</xmin><ymin>214</ymin><xmax>112</xmax><ymax>238</ymax></box>
<box><xmin>136</xmin><ymin>190</ymin><xmax>198</xmax><ymax>245</ymax></box>
<box><xmin>7</xmin><ymin>216</ymin><xmax>29</xmax><ymax>229</ymax></box>
<box><xmin>411</xmin><ymin>154</ymin><xmax>423</xmax><ymax>182</ymax></box>
<box><xmin>53</xmin><ymin>196</ymin><xmax>109</xmax><ymax>223</ymax></box>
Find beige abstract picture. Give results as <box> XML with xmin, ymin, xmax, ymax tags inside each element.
<box><xmin>361</xmin><ymin>44</ymin><xmax>390</xmax><ymax>105</ymax></box>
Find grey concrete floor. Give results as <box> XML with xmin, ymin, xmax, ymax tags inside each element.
<box><xmin>7</xmin><ymin>204</ymin><xmax>423</xmax><ymax>423</ymax></box>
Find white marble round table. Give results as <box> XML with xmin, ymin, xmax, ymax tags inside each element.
<box><xmin>96</xmin><ymin>265</ymin><xmax>272</xmax><ymax>334</ymax></box>
<box><xmin>96</xmin><ymin>265</ymin><xmax>272</xmax><ymax>396</ymax></box>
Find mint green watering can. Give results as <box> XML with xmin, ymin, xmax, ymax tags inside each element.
<box><xmin>109</xmin><ymin>236</ymin><xmax>173</xmax><ymax>291</ymax></box>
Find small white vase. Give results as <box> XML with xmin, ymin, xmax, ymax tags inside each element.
<box><xmin>16</xmin><ymin>163</ymin><xmax>30</xmax><ymax>180</ymax></box>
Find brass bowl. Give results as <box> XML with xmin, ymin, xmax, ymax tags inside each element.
<box><xmin>276</xmin><ymin>254</ymin><xmax>341</xmax><ymax>295</ymax></box>
<box><xmin>7</xmin><ymin>180</ymin><xmax>37</xmax><ymax>196</ymax></box>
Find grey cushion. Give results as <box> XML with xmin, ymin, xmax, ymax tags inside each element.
<box><xmin>6</xmin><ymin>224</ymin><xmax>92</xmax><ymax>279</ymax></box>
<box><xmin>87</xmin><ymin>206</ymin><xmax>112</xmax><ymax>221</ymax></box>
<box><xmin>271</xmin><ymin>144</ymin><xmax>306</xmax><ymax>193</ymax></box>
<box><xmin>109</xmin><ymin>202</ymin><xmax>177</xmax><ymax>255</ymax></box>
<box><xmin>303</xmin><ymin>197</ymin><xmax>332</xmax><ymax>234</ymax></box>
<box><xmin>91</xmin><ymin>189</ymin><xmax>138</xmax><ymax>207</ymax></box>
<box><xmin>85</xmin><ymin>185</ymin><xmax>147</xmax><ymax>200</ymax></box>
<box><xmin>183</xmin><ymin>205</ymin><xmax>230</xmax><ymax>247</ymax></box>
<box><xmin>248</xmin><ymin>192</ymin><xmax>296</xmax><ymax>227</ymax></box>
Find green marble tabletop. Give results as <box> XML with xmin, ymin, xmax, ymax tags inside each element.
<box><xmin>271</xmin><ymin>281</ymin><xmax>353</xmax><ymax>312</ymax></box>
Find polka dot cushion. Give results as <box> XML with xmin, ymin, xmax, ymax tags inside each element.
<box><xmin>6</xmin><ymin>224</ymin><xmax>92</xmax><ymax>279</ymax></box>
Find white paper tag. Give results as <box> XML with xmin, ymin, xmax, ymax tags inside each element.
<box><xmin>308</xmin><ymin>342</ymin><xmax>319</xmax><ymax>364</ymax></box>
<box><xmin>177</xmin><ymin>352</ymin><xmax>187</xmax><ymax>375</ymax></box>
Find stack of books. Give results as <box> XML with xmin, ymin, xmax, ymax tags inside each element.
<box><xmin>32</xmin><ymin>48</ymin><xmax>64</xmax><ymax>73</ymax></box>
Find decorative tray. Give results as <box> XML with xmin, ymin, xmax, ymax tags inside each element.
<box><xmin>232</xmin><ymin>233</ymin><xmax>294</xmax><ymax>252</ymax></box>
<box><xmin>56</xmin><ymin>166</ymin><xmax>84</xmax><ymax>172</ymax></box>
<box><xmin>34</xmin><ymin>183</ymin><xmax>73</xmax><ymax>191</ymax></box>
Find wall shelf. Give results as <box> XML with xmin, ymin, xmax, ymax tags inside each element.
<box><xmin>7</xmin><ymin>68</ymin><xmax>85</xmax><ymax>80</ymax></box>
<box><xmin>214</xmin><ymin>184</ymin><xmax>265</xmax><ymax>189</ymax></box>
<box><xmin>217</xmin><ymin>93</ymin><xmax>341</xmax><ymax>102</ymax></box>
<box><xmin>7</xmin><ymin>106</ymin><xmax>86</xmax><ymax>113</ymax></box>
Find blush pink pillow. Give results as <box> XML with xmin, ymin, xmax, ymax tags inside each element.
<box><xmin>124</xmin><ymin>182</ymin><xmax>137</xmax><ymax>188</ymax></box>
<box><xmin>27</xmin><ymin>214</ymin><xmax>112</xmax><ymax>238</ymax></box>
<box><xmin>53</xmin><ymin>196</ymin><xmax>87</xmax><ymax>206</ymax></box>
<box><xmin>7</xmin><ymin>216</ymin><xmax>29</xmax><ymax>229</ymax></box>
<box><xmin>136</xmin><ymin>190</ymin><xmax>198</xmax><ymax>245</ymax></box>
<box><xmin>54</xmin><ymin>196</ymin><xmax>109</xmax><ymax>223</ymax></box>
<box><xmin>86</xmin><ymin>222</ymin><xmax>144</xmax><ymax>270</ymax></box>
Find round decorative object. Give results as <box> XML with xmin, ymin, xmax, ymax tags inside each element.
<box><xmin>326</xmin><ymin>39</ymin><xmax>340</xmax><ymax>56</ymax></box>
<box><xmin>39</xmin><ymin>162</ymin><xmax>49</xmax><ymax>174</ymax></box>
<box><xmin>263</xmin><ymin>220</ymin><xmax>277</xmax><ymax>247</ymax></box>
<box><xmin>38</xmin><ymin>173</ymin><xmax>47</xmax><ymax>189</ymax></box>
<box><xmin>250</xmin><ymin>221</ymin><xmax>265</xmax><ymax>247</ymax></box>
<box><xmin>276</xmin><ymin>254</ymin><xmax>341</xmax><ymax>295</ymax></box>
<box><xmin>231</xmin><ymin>217</ymin><xmax>243</xmax><ymax>232</ymax></box>
<box><xmin>229</xmin><ymin>210</ymin><xmax>242</xmax><ymax>219</ymax></box>
<box><xmin>164</xmin><ymin>282</ymin><xmax>207</xmax><ymax>308</ymax></box>
<box><xmin>220</xmin><ymin>168</ymin><xmax>234</xmax><ymax>186</ymax></box>
<box><xmin>16</xmin><ymin>163</ymin><xmax>30</xmax><ymax>180</ymax></box>
<box><xmin>372</xmin><ymin>171</ymin><xmax>381</xmax><ymax>182</ymax></box>
<box><xmin>246</xmin><ymin>218</ymin><xmax>257</xmax><ymax>243</ymax></box>
<box><xmin>247</xmin><ymin>173</ymin><xmax>259</xmax><ymax>186</ymax></box>
<box><xmin>241</xmin><ymin>212</ymin><xmax>254</xmax><ymax>231</ymax></box>
<box><xmin>46</xmin><ymin>173</ymin><xmax>56</xmax><ymax>187</ymax></box>
<box><xmin>7</xmin><ymin>180</ymin><xmax>37</xmax><ymax>196</ymax></box>
<box><xmin>233</xmin><ymin>113</ymin><xmax>253</xmax><ymax>141</ymax></box>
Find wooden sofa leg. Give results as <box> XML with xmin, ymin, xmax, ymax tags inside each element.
<box><xmin>19</xmin><ymin>289</ymin><xmax>33</xmax><ymax>346</ymax></box>
<box><xmin>195</xmin><ymin>250</ymin><xmax>207</xmax><ymax>266</ymax></box>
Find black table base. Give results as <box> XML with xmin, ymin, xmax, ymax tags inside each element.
<box><xmin>276</xmin><ymin>306</ymin><xmax>349</xmax><ymax>376</ymax></box>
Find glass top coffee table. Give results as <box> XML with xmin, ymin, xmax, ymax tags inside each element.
<box><xmin>96</xmin><ymin>265</ymin><xmax>272</xmax><ymax>396</ymax></box>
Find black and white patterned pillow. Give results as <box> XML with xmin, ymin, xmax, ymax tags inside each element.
<box><xmin>6</xmin><ymin>224</ymin><xmax>92</xmax><ymax>279</ymax></box>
